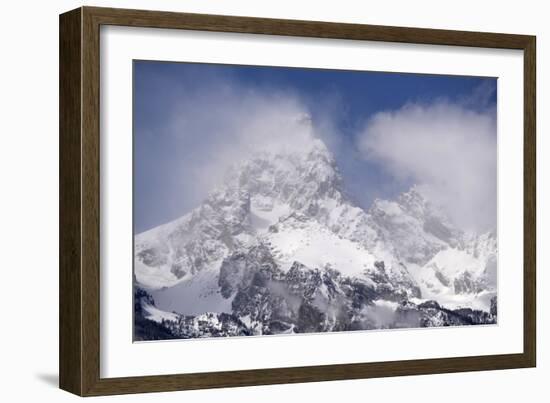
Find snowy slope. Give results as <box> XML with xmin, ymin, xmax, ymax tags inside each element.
<box><xmin>264</xmin><ymin>214</ymin><xmax>377</xmax><ymax>277</ymax></box>
<box><xmin>148</xmin><ymin>262</ymin><xmax>233</xmax><ymax>316</ymax></box>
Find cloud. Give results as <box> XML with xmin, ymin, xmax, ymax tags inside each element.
<box><xmin>134</xmin><ymin>71</ymin><xmax>328</xmax><ymax>231</ymax></box>
<box><xmin>357</xmin><ymin>101</ymin><xmax>497</xmax><ymax>232</ymax></box>
<box><xmin>167</xmin><ymin>84</ymin><xmax>320</xmax><ymax>194</ymax></box>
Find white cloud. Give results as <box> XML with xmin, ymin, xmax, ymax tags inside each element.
<box><xmin>358</xmin><ymin>101</ymin><xmax>497</xmax><ymax>232</ymax></box>
<box><xmin>157</xmin><ymin>82</ymin><xmax>320</xmax><ymax>210</ymax></box>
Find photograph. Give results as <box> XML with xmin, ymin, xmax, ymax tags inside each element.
<box><xmin>132</xmin><ymin>61</ymin><xmax>498</xmax><ymax>341</ymax></box>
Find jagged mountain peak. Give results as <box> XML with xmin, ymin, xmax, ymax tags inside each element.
<box><xmin>234</xmin><ymin>135</ymin><xmax>339</xmax><ymax>182</ymax></box>
<box><xmin>397</xmin><ymin>185</ymin><xmax>429</xmax><ymax>213</ymax></box>
<box><xmin>134</xmin><ymin>136</ymin><xmax>348</xmax><ymax>289</ymax></box>
<box><xmin>368</xmin><ymin>185</ymin><xmax>463</xmax><ymax>251</ymax></box>
<box><xmin>371</xmin><ymin>186</ymin><xmax>438</xmax><ymax>220</ymax></box>
<box><xmin>135</xmin><ymin>133</ymin><xmax>496</xmax><ymax>319</ymax></box>
<box><xmin>214</xmin><ymin>136</ymin><xmax>346</xmax><ymax>213</ymax></box>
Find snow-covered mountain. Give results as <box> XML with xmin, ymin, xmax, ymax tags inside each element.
<box><xmin>134</xmin><ymin>129</ymin><xmax>497</xmax><ymax>340</ymax></box>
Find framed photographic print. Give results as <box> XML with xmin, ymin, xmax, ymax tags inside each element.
<box><xmin>59</xmin><ymin>6</ymin><xmax>536</xmax><ymax>396</ymax></box>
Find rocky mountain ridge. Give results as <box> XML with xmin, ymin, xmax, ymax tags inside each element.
<box><xmin>134</xmin><ymin>133</ymin><xmax>497</xmax><ymax>340</ymax></box>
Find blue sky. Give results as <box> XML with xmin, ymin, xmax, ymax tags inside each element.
<box><xmin>134</xmin><ymin>61</ymin><xmax>497</xmax><ymax>233</ymax></box>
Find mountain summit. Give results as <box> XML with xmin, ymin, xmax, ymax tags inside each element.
<box><xmin>134</xmin><ymin>135</ymin><xmax>497</xmax><ymax>340</ymax></box>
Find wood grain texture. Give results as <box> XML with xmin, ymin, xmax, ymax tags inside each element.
<box><xmin>59</xmin><ymin>6</ymin><xmax>537</xmax><ymax>396</ymax></box>
<box><xmin>523</xmin><ymin>38</ymin><xmax>536</xmax><ymax>367</ymax></box>
<box><xmin>80</xmin><ymin>6</ymin><xmax>102</xmax><ymax>396</ymax></box>
<box><xmin>85</xmin><ymin>6</ymin><xmax>532</xmax><ymax>49</ymax></box>
<box><xmin>59</xmin><ymin>7</ymin><xmax>82</xmax><ymax>396</ymax></box>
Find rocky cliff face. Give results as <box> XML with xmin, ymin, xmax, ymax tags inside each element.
<box><xmin>134</xmin><ymin>132</ymin><xmax>497</xmax><ymax>340</ymax></box>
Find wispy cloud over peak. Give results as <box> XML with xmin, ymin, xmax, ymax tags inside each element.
<box><xmin>358</xmin><ymin>100</ymin><xmax>496</xmax><ymax>232</ymax></box>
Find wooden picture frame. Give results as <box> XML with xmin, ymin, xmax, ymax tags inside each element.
<box><xmin>59</xmin><ymin>6</ymin><xmax>536</xmax><ymax>396</ymax></box>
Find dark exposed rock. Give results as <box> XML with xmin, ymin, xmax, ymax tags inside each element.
<box><xmin>218</xmin><ymin>244</ymin><xmax>279</xmax><ymax>298</ymax></box>
<box><xmin>163</xmin><ymin>312</ymin><xmax>251</xmax><ymax>339</ymax></box>
<box><xmin>137</xmin><ymin>248</ymin><xmax>167</xmax><ymax>267</ymax></box>
<box><xmin>434</xmin><ymin>270</ymin><xmax>450</xmax><ymax>287</ymax></box>
<box><xmin>133</xmin><ymin>288</ymin><xmax>177</xmax><ymax>341</ymax></box>
<box><xmin>296</xmin><ymin>302</ymin><xmax>326</xmax><ymax>333</ymax></box>
<box><xmin>170</xmin><ymin>263</ymin><xmax>186</xmax><ymax>278</ymax></box>
<box><xmin>490</xmin><ymin>296</ymin><xmax>498</xmax><ymax>317</ymax></box>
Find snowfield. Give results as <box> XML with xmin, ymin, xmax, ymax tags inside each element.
<box><xmin>265</xmin><ymin>216</ymin><xmax>377</xmax><ymax>278</ymax></box>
